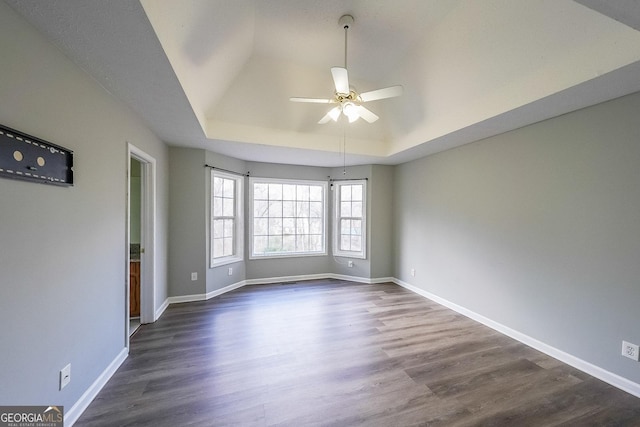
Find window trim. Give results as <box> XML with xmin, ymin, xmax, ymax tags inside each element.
<box><xmin>210</xmin><ymin>170</ymin><xmax>244</xmax><ymax>268</ymax></box>
<box><xmin>333</xmin><ymin>179</ymin><xmax>367</xmax><ymax>259</ymax></box>
<box><xmin>249</xmin><ymin>177</ymin><xmax>328</xmax><ymax>259</ymax></box>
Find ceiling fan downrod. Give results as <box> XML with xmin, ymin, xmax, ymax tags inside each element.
<box><xmin>339</xmin><ymin>15</ymin><xmax>354</xmax><ymax>70</ymax></box>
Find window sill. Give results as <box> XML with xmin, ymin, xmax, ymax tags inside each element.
<box><xmin>249</xmin><ymin>252</ymin><xmax>327</xmax><ymax>261</ymax></box>
<box><xmin>333</xmin><ymin>252</ymin><xmax>366</xmax><ymax>260</ymax></box>
<box><xmin>211</xmin><ymin>256</ymin><xmax>243</xmax><ymax>268</ymax></box>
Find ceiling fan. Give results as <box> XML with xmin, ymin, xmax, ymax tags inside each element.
<box><xmin>290</xmin><ymin>14</ymin><xmax>403</xmax><ymax>124</ymax></box>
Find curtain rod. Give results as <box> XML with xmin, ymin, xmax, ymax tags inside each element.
<box><xmin>329</xmin><ymin>177</ymin><xmax>368</xmax><ymax>182</ymax></box>
<box><xmin>204</xmin><ymin>164</ymin><xmax>250</xmax><ymax>177</ymax></box>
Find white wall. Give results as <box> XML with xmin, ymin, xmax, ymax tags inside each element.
<box><xmin>393</xmin><ymin>91</ymin><xmax>640</xmax><ymax>387</ymax></box>
<box><xmin>0</xmin><ymin>1</ymin><xmax>169</xmax><ymax>412</ymax></box>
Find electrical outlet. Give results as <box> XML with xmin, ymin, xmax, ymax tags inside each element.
<box><xmin>411</xmin><ymin>268</ymin><xmax>416</xmax><ymax>277</ymax></box>
<box><xmin>60</xmin><ymin>364</ymin><xmax>71</xmax><ymax>390</ymax></box>
<box><xmin>622</xmin><ymin>341</ymin><xmax>639</xmax><ymax>361</ymax></box>
<box><xmin>191</xmin><ymin>272</ymin><xmax>197</xmax><ymax>281</ymax></box>
<box><xmin>228</xmin><ymin>267</ymin><xmax>233</xmax><ymax>276</ymax></box>
<box><xmin>347</xmin><ymin>261</ymin><xmax>354</xmax><ymax>268</ymax></box>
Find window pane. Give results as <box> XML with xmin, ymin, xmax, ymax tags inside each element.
<box><xmin>309</xmin><ymin>201</ymin><xmax>323</xmax><ymax>218</ymax></box>
<box><xmin>223</xmin><ymin>178</ymin><xmax>234</xmax><ymax>198</ymax></box>
<box><xmin>352</xmin><ymin>185</ymin><xmax>363</xmax><ymax>201</ymax></box>
<box><xmin>341</xmin><ymin>201</ymin><xmax>352</xmax><ymax>217</ymax></box>
<box><xmin>223</xmin><ymin>237</ymin><xmax>234</xmax><ymax>256</ymax></box>
<box><xmin>213</xmin><ymin>238</ymin><xmax>224</xmax><ymax>257</ymax></box>
<box><xmin>251</xmin><ymin>179</ymin><xmax>326</xmax><ymax>257</ymax></box>
<box><xmin>296</xmin><ymin>218</ymin><xmax>309</xmax><ymax>234</ymax></box>
<box><xmin>269</xmin><ymin>201</ymin><xmax>282</xmax><ymax>217</ymax></box>
<box><xmin>282</xmin><ymin>184</ymin><xmax>296</xmax><ymax>200</ymax></box>
<box><xmin>296</xmin><ymin>234</ymin><xmax>309</xmax><ymax>252</ymax></box>
<box><xmin>213</xmin><ymin>177</ymin><xmax>223</xmax><ymax>197</ymax></box>
<box><xmin>309</xmin><ymin>186</ymin><xmax>323</xmax><ymax>201</ymax></box>
<box><xmin>334</xmin><ymin>181</ymin><xmax>365</xmax><ymax>258</ymax></box>
<box><xmin>213</xmin><ymin>197</ymin><xmax>223</xmax><ymax>216</ymax></box>
<box><xmin>351</xmin><ymin>219</ymin><xmax>362</xmax><ymax>236</ymax></box>
<box><xmin>297</xmin><ymin>185</ymin><xmax>310</xmax><ymax>201</ymax></box>
<box><xmin>282</xmin><ymin>235</ymin><xmax>295</xmax><ymax>252</ymax></box>
<box><xmin>352</xmin><ymin>201</ymin><xmax>363</xmax><ymax>217</ymax></box>
<box><xmin>268</xmin><ymin>236</ymin><xmax>282</xmax><ymax>252</ymax></box>
<box><xmin>295</xmin><ymin>201</ymin><xmax>307</xmax><ymax>217</ymax></box>
<box><xmin>350</xmin><ymin>236</ymin><xmax>362</xmax><ymax>252</ymax></box>
<box><xmin>213</xmin><ymin>219</ymin><xmax>224</xmax><ymax>238</ymax></box>
<box><xmin>223</xmin><ymin>219</ymin><xmax>234</xmax><ymax>237</ymax></box>
<box><xmin>341</xmin><ymin>185</ymin><xmax>352</xmax><ymax>201</ymax></box>
<box><xmin>283</xmin><ymin>218</ymin><xmax>295</xmax><ymax>234</ymax></box>
<box><xmin>283</xmin><ymin>201</ymin><xmax>295</xmax><ymax>217</ymax></box>
<box><xmin>269</xmin><ymin>183</ymin><xmax>282</xmax><ymax>200</ymax></box>
<box><xmin>341</xmin><ymin>219</ymin><xmax>350</xmax><ymax>235</ymax></box>
<box><xmin>309</xmin><ymin>234</ymin><xmax>323</xmax><ymax>251</ymax></box>
<box><xmin>269</xmin><ymin>218</ymin><xmax>282</xmax><ymax>235</ymax></box>
<box><xmin>212</xmin><ymin>173</ymin><xmax>243</xmax><ymax>263</ymax></box>
<box><xmin>254</xmin><ymin>218</ymin><xmax>268</xmax><ymax>235</ymax></box>
<box><xmin>310</xmin><ymin>218</ymin><xmax>322</xmax><ymax>234</ymax></box>
<box><xmin>254</xmin><ymin>236</ymin><xmax>267</xmax><ymax>254</ymax></box>
<box><xmin>341</xmin><ymin>235</ymin><xmax>350</xmax><ymax>251</ymax></box>
<box><xmin>254</xmin><ymin>200</ymin><xmax>269</xmax><ymax>218</ymax></box>
<box><xmin>254</xmin><ymin>183</ymin><xmax>269</xmax><ymax>200</ymax></box>
<box><xmin>223</xmin><ymin>198</ymin><xmax>234</xmax><ymax>216</ymax></box>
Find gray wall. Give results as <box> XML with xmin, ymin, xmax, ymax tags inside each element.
<box><xmin>370</xmin><ymin>165</ymin><xmax>394</xmax><ymax>279</ymax></box>
<box><xmin>168</xmin><ymin>147</ymin><xmax>207</xmax><ymax>297</ymax></box>
<box><xmin>393</xmin><ymin>91</ymin><xmax>640</xmax><ymax>384</ymax></box>
<box><xmin>0</xmin><ymin>1</ymin><xmax>169</xmax><ymax>408</ymax></box>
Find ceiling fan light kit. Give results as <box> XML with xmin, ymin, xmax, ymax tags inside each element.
<box><xmin>290</xmin><ymin>14</ymin><xmax>402</xmax><ymax>125</ymax></box>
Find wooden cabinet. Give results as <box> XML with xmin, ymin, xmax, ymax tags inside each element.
<box><xmin>130</xmin><ymin>261</ymin><xmax>140</xmax><ymax>317</ymax></box>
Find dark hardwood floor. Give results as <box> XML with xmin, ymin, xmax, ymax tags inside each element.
<box><xmin>75</xmin><ymin>279</ymin><xmax>640</xmax><ymax>426</ymax></box>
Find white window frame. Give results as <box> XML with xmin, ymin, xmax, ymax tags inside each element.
<box><xmin>250</xmin><ymin>177</ymin><xmax>328</xmax><ymax>259</ymax></box>
<box><xmin>333</xmin><ymin>180</ymin><xmax>367</xmax><ymax>259</ymax></box>
<box><xmin>210</xmin><ymin>170</ymin><xmax>244</xmax><ymax>267</ymax></box>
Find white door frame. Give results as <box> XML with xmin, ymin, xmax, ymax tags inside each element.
<box><xmin>127</xmin><ymin>144</ymin><xmax>157</xmax><ymax>346</ymax></box>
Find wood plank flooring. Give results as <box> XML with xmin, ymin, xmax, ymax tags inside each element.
<box><xmin>75</xmin><ymin>280</ymin><xmax>640</xmax><ymax>426</ymax></box>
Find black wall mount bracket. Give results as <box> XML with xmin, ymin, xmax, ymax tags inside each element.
<box><xmin>0</xmin><ymin>124</ymin><xmax>73</xmax><ymax>186</ymax></box>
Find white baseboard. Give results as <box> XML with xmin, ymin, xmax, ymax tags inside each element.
<box><xmin>245</xmin><ymin>273</ymin><xmax>330</xmax><ymax>285</ymax></box>
<box><xmin>155</xmin><ymin>298</ymin><xmax>170</xmax><ymax>320</ymax></box>
<box><xmin>166</xmin><ymin>293</ymin><xmax>207</xmax><ymax>304</ymax></box>
<box><xmin>65</xmin><ymin>347</ymin><xmax>128</xmax><ymax>426</ymax></box>
<box><xmin>331</xmin><ymin>274</ymin><xmax>395</xmax><ymax>284</ymax></box>
<box><xmin>206</xmin><ymin>280</ymin><xmax>246</xmax><ymax>299</ymax></box>
<box><xmin>393</xmin><ymin>278</ymin><xmax>640</xmax><ymax>399</ymax></box>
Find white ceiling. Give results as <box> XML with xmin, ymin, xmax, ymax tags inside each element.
<box><xmin>5</xmin><ymin>0</ymin><xmax>640</xmax><ymax>167</ymax></box>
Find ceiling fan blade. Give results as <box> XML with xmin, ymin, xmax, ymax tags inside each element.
<box><xmin>331</xmin><ymin>67</ymin><xmax>350</xmax><ymax>94</ymax></box>
<box><xmin>318</xmin><ymin>106</ymin><xmax>341</xmax><ymax>124</ymax></box>
<box><xmin>290</xmin><ymin>97</ymin><xmax>334</xmax><ymax>104</ymax></box>
<box><xmin>355</xmin><ymin>105</ymin><xmax>379</xmax><ymax>123</ymax></box>
<box><xmin>359</xmin><ymin>85</ymin><xmax>403</xmax><ymax>102</ymax></box>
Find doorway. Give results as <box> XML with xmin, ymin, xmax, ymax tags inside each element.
<box><xmin>127</xmin><ymin>144</ymin><xmax>156</xmax><ymax>346</ymax></box>
<box><xmin>129</xmin><ymin>157</ymin><xmax>142</xmax><ymax>335</ymax></box>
